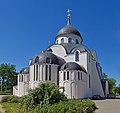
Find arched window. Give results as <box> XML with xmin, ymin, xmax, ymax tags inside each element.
<box><xmin>81</xmin><ymin>72</ymin><xmax>82</xmax><ymax>80</ymax></box>
<box><xmin>76</xmin><ymin>39</ymin><xmax>79</xmax><ymax>44</ymax></box>
<box><xmin>78</xmin><ymin>72</ymin><xmax>80</xmax><ymax>80</ymax></box>
<box><xmin>35</xmin><ymin>56</ymin><xmax>39</xmax><ymax>63</ymax></box>
<box><xmin>56</xmin><ymin>40</ymin><xmax>58</xmax><ymax>44</ymax></box>
<box><xmin>75</xmin><ymin>51</ymin><xmax>79</xmax><ymax>61</ymax></box>
<box><xmin>68</xmin><ymin>38</ymin><xmax>72</xmax><ymax>44</ymax></box>
<box><xmin>89</xmin><ymin>74</ymin><xmax>91</xmax><ymax>88</ymax></box>
<box><xmin>36</xmin><ymin>65</ymin><xmax>38</xmax><ymax>81</ymax></box>
<box><xmin>49</xmin><ymin>65</ymin><xmax>51</xmax><ymax>80</ymax></box>
<box><xmin>34</xmin><ymin>65</ymin><xmax>35</xmax><ymax>81</ymax></box>
<box><xmin>63</xmin><ymin>72</ymin><xmax>66</xmax><ymax>80</ymax></box>
<box><xmin>67</xmin><ymin>71</ymin><xmax>69</xmax><ymax>80</ymax></box>
<box><xmin>46</xmin><ymin>57</ymin><xmax>51</xmax><ymax>63</ymax></box>
<box><xmin>61</xmin><ymin>38</ymin><xmax>64</xmax><ymax>44</ymax></box>
<box><xmin>45</xmin><ymin>65</ymin><xmax>48</xmax><ymax>80</ymax></box>
<box><xmin>21</xmin><ymin>75</ymin><xmax>24</xmax><ymax>82</ymax></box>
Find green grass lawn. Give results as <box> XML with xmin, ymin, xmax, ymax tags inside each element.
<box><xmin>0</xmin><ymin>102</ymin><xmax>24</xmax><ymax>113</ymax></box>
<box><xmin>0</xmin><ymin>100</ymin><xmax>96</xmax><ymax>113</ymax></box>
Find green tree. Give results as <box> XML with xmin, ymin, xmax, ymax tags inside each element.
<box><xmin>112</xmin><ymin>84</ymin><xmax>120</xmax><ymax>95</ymax></box>
<box><xmin>112</xmin><ymin>87</ymin><xmax>119</xmax><ymax>95</ymax></box>
<box><xmin>0</xmin><ymin>63</ymin><xmax>17</xmax><ymax>92</ymax></box>
<box><xmin>103</xmin><ymin>73</ymin><xmax>116</xmax><ymax>93</ymax></box>
<box><xmin>107</xmin><ymin>78</ymin><xmax>116</xmax><ymax>93</ymax></box>
<box><xmin>21</xmin><ymin>82</ymin><xmax>67</xmax><ymax>111</ymax></box>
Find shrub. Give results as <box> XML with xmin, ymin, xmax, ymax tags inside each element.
<box><xmin>1</xmin><ymin>95</ymin><xmax>20</xmax><ymax>103</ymax></box>
<box><xmin>32</xmin><ymin>99</ymin><xmax>96</xmax><ymax>113</ymax></box>
<box><xmin>0</xmin><ymin>90</ymin><xmax>12</xmax><ymax>95</ymax></box>
<box><xmin>20</xmin><ymin>82</ymin><xmax>67</xmax><ymax>111</ymax></box>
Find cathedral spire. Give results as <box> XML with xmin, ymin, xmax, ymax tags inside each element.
<box><xmin>67</xmin><ymin>8</ymin><xmax>71</xmax><ymax>25</ymax></box>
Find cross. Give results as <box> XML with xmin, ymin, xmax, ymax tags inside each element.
<box><xmin>67</xmin><ymin>9</ymin><xmax>71</xmax><ymax>24</ymax></box>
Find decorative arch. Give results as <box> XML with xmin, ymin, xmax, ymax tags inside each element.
<box><xmin>71</xmin><ymin>82</ymin><xmax>76</xmax><ymax>98</ymax></box>
<box><xmin>50</xmin><ymin>45</ymin><xmax>67</xmax><ymax>57</ymax></box>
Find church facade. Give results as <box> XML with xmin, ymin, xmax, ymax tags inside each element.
<box><xmin>13</xmin><ymin>10</ymin><xmax>109</xmax><ymax>98</ymax></box>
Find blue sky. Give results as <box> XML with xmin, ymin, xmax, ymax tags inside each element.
<box><xmin>0</xmin><ymin>0</ymin><xmax>120</xmax><ymax>84</ymax></box>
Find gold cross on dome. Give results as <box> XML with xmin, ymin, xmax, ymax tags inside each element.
<box><xmin>67</xmin><ymin>9</ymin><xmax>71</xmax><ymax>17</ymax></box>
<box><xmin>67</xmin><ymin>9</ymin><xmax>71</xmax><ymax>24</ymax></box>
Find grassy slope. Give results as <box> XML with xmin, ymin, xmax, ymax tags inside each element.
<box><xmin>0</xmin><ymin>103</ymin><xmax>24</xmax><ymax>113</ymax></box>
<box><xmin>0</xmin><ymin>99</ymin><xmax>96</xmax><ymax>113</ymax></box>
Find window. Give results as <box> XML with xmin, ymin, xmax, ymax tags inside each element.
<box><xmin>75</xmin><ymin>51</ymin><xmax>79</xmax><ymax>61</ymax></box>
<box><xmin>68</xmin><ymin>38</ymin><xmax>72</xmax><ymax>43</ymax></box>
<box><xmin>78</xmin><ymin>72</ymin><xmax>80</xmax><ymax>80</ymax></box>
<box><xmin>35</xmin><ymin>56</ymin><xmax>39</xmax><ymax>63</ymax></box>
<box><xmin>89</xmin><ymin>74</ymin><xmax>91</xmax><ymax>88</ymax></box>
<box><xmin>19</xmin><ymin>75</ymin><xmax>21</xmax><ymax>82</ymax></box>
<box><xmin>89</xmin><ymin>55</ymin><xmax>90</xmax><ymax>62</ymax></box>
<box><xmin>49</xmin><ymin>65</ymin><xmax>51</xmax><ymax>80</ymax></box>
<box><xmin>67</xmin><ymin>71</ymin><xmax>69</xmax><ymax>80</ymax></box>
<box><xmin>34</xmin><ymin>65</ymin><xmax>35</xmax><ymax>81</ymax></box>
<box><xmin>45</xmin><ymin>65</ymin><xmax>48</xmax><ymax>80</ymax></box>
<box><xmin>36</xmin><ymin>65</ymin><xmax>38</xmax><ymax>81</ymax></box>
<box><xmin>21</xmin><ymin>75</ymin><xmax>23</xmax><ymax>82</ymax></box>
<box><xmin>46</xmin><ymin>57</ymin><xmax>51</xmax><ymax>63</ymax></box>
<box><xmin>20</xmin><ymin>75</ymin><xmax>23</xmax><ymax>82</ymax></box>
<box><xmin>81</xmin><ymin>72</ymin><xmax>82</xmax><ymax>80</ymax></box>
<box><xmin>76</xmin><ymin>39</ymin><xmax>79</xmax><ymax>44</ymax></box>
<box><xmin>63</xmin><ymin>72</ymin><xmax>66</xmax><ymax>80</ymax></box>
<box><xmin>61</xmin><ymin>38</ymin><xmax>64</xmax><ymax>44</ymax></box>
<box><xmin>56</xmin><ymin>40</ymin><xmax>58</xmax><ymax>44</ymax></box>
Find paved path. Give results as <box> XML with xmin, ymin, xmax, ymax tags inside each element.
<box><xmin>93</xmin><ymin>99</ymin><xmax>120</xmax><ymax>113</ymax></box>
<box><xmin>0</xmin><ymin>95</ymin><xmax>6</xmax><ymax>113</ymax></box>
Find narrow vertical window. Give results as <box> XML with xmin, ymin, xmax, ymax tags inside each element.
<box><xmin>89</xmin><ymin>55</ymin><xmax>90</xmax><ymax>62</ymax></box>
<box><xmin>89</xmin><ymin>74</ymin><xmax>91</xmax><ymax>88</ymax></box>
<box><xmin>19</xmin><ymin>75</ymin><xmax>21</xmax><ymax>82</ymax></box>
<box><xmin>45</xmin><ymin>65</ymin><xmax>48</xmax><ymax>80</ymax></box>
<box><xmin>21</xmin><ymin>75</ymin><xmax>23</xmax><ymax>82</ymax></box>
<box><xmin>46</xmin><ymin>57</ymin><xmax>51</xmax><ymax>63</ymax></box>
<box><xmin>36</xmin><ymin>65</ymin><xmax>38</xmax><ymax>81</ymax></box>
<box><xmin>39</xmin><ymin>66</ymin><xmax>41</xmax><ymax>81</ymax></box>
<box><xmin>76</xmin><ymin>39</ymin><xmax>79</xmax><ymax>44</ymax></box>
<box><xmin>34</xmin><ymin>65</ymin><xmax>35</xmax><ymax>81</ymax></box>
<box><xmin>41</xmin><ymin>66</ymin><xmax>43</xmax><ymax>81</ymax></box>
<box><xmin>78</xmin><ymin>72</ymin><xmax>80</xmax><ymax>80</ymax></box>
<box><xmin>61</xmin><ymin>38</ymin><xmax>64</xmax><ymax>44</ymax></box>
<box><xmin>68</xmin><ymin>38</ymin><xmax>72</xmax><ymax>44</ymax></box>
<box><xmin>63</xmin><ymin>72</ymin><xmax>66</xmax><ymax>80</ymax></box>
<box><xmin>56</xmin><ymin>40</ymin><xmax>58</xmax><ymax>44</ymax></box>
<box><xmin>81</xmin><ymin>72</ymin><xmax>82</xmax><ymax>80</ymax></box>
<box><xmin>49</xmin><ymin>65</ymin><xmax>51</xmax><ymax>80</ymax></box>
<box><xmin>67</xmin><ymin>71</ymin><xmax>69</xmax><ymax>80</ymax></box>
<box><xmin>75</xmin><ymin>51</ymin><xmax>79</xmax><ymax>61</ymax></box>
<box><xmin>35</xmin><ymin>56</ymin><xmax>39</xmax><ymax>63</ymax></box>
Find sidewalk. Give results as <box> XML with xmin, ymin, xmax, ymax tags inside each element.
<box><xmin>93</xmin><ymin>99</ymin><xmax>120</xmax><ymax>113</ymax></box>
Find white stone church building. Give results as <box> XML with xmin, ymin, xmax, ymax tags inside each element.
<box><xmin>13</xmin><ymin>10</ymin><xmax>109</xmax><ymax>98</ymax></box>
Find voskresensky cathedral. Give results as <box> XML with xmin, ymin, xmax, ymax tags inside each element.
<box><xmin>13</xmin><ymin>9</ymin><xmax>109</xmax><ymax>98</ymax></box>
